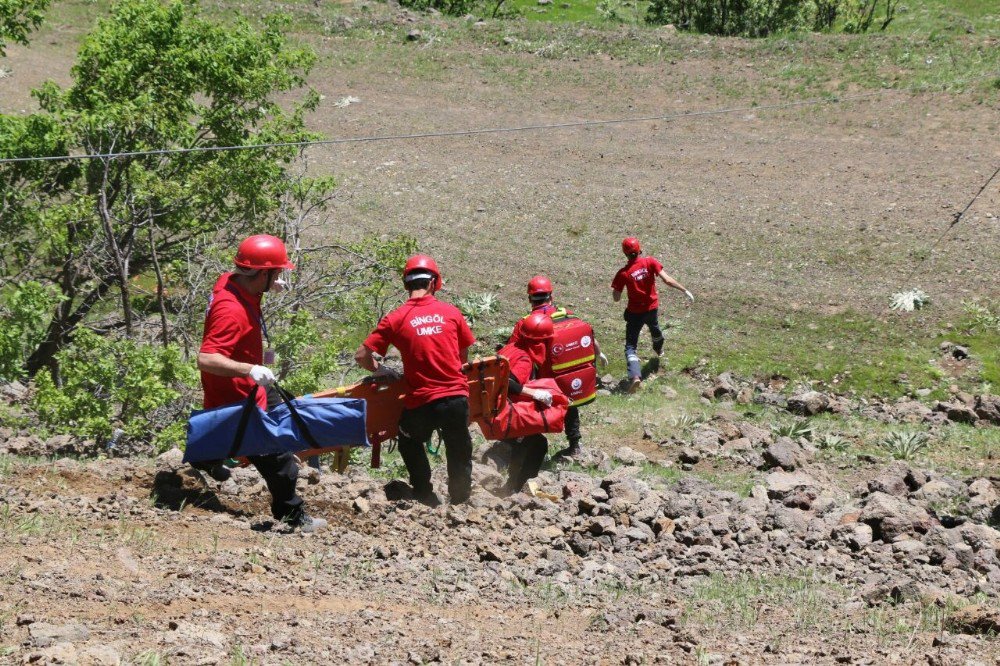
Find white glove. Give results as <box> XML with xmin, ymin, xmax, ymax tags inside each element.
<box><xmin>248</xmin><ymin>365</ymin><xmax>276</xmax><ymax>387</ymax></box>
<box><xmin>598</xmin><ymin>352</ymin><xmax>609</xmax><ymax>368</ymax></box>
<box><xmin>683</xmin><ymin>289</ymin><xmax>695</xmax><ymax>303</ymax></box>
<box><xmin>373</xmin><ymin>364</ymin><xmax>403</xmax><ymax>382</ymax></box>
<box><xmin>532</xmin><ymin>389</ymin><xmax>553</xmax><ymax>407</ymax></box>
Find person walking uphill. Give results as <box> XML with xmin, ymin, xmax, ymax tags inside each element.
<box><xmin>355</xmin><ymin>254</ymin><xmax>476</xmax><ymax>506</ymax></box>
<box><xmin>612</xmin><ymin>237</ymin><xmax>694</xmax><ymax>393</ymax></box>
<box><xmin>197</xmin><ymin>234</ymin><xmax>326</xmax><ymax>533</ymax></box>
<box><xmin>510</xmin><ymin>275</ymin><xmax>607</xmax><ymax>460</ymax></box>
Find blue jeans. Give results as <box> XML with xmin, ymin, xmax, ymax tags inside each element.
<box><xmin>624</xmin><ymin>308</ymin><xmax>663</xmax><ymax>379</ymax></box>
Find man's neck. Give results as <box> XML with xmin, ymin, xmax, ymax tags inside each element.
<box><xmin>408</xmin><ymin>288</ymin><xmax>432</xmax><ymax>299</ymax></box>
<box><xmin>231</xmin><ymin>272</ymin><xmax>262</xmax><ymax>296</ymax></box>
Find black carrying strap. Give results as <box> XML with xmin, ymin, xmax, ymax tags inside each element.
<box><xmin>227</xmin><ymin>385</ymin><xmax>260</xmax><ymax>458</ymax></box>
<box><xmin>226</xmin><ymin>383</ymin><xmax>323</xmax><ymax>458</ymax></box>
<box><xmin>272</xmin><ymin>383</ymin><xmax>323</xmax><ymax>450</ymax></box>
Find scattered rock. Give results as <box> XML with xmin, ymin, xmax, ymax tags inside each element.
<box><xmin>614</xmin><ymin>446</ymin><xmax>647</xmax><ymax>466</ymax></box>
<box><xmin>29</xmin><ymin>622</ymin><xmax>90</xmax><ymax>648</ymax></box>
<box><xmin>762</xmin><ymin>437</ymin><xmax>808</xmax><ymax>471</ymax></box>
<box><xmin>947</xmin><ymin>605</ymin><xmax>1000</xmax><ymax>635</ymax></box>
<box><xmin>787</xmin><ymin>390</ymin><xmax>830</xmax><ymax>416</ymax></box>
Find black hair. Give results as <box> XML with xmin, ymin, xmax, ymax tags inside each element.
<box><xmin>405</xmin><ymin>277</ymin><xmax>432</xmax><ymax>292</ymax></box>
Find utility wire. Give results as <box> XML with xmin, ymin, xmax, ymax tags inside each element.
<box><xmin>902</xmin><ymin>163</ymin><xmax>1000</xmax><ymax>282</ymax></box>
<box><xmin>0</xmin><ymin>90</ymin><xmax>888</xmax><ymax>165</ymax></box>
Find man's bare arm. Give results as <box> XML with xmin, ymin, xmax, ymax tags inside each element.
<box><xmin>354</xmin><ymin>344</ymin><xmax>378</xmax><ymax>371</ymax></box>
<box><xmin>197</xmin><ymin>352</ymin><xmax>253</xmax><ymax>378</ymax></box>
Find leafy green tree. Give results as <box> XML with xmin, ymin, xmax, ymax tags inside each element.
<box><xmin>0</xmin><ymin>0</ymin><xmax>50</xmax><ymax>55</ymax></box>
<box><xmin>0</xmin><ymin>0</ymin><xmax>322</xmax><ymax>378</ymax></box>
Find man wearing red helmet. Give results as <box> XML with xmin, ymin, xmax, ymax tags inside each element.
<box><xmin>509</xmin><ymin>275</ymin><xmax>607</xmax><ymax>459</ymax></box>
<box><xmin>197</xmin><ymin>234</ymin><xmax>326</xmax><ymax>532</ymax></box>
<box><xmin>497</xmin><ymin>312</ymin><xmax>558</xmax><ymax>493</ymax></box>
<box><xmin>355</xmin><ymin>254</ymin><xmax>476</xmax><ymax>505</ymax></box>
<box><xmin>612</xmin><ymin>237</ymin><xmax>694</xmax><ymax>393</ymax></box>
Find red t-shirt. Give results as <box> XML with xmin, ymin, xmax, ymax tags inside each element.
<box><xmin>612</xmin><ymin>256</ymin><xmax>664</xmax><ymax>314</ymax></box>
<box><xmin>508</xmin><ymin>302</ymin><xmax>559</xmax><ymax>347</ymax></box>
<box><xmin>363</xmin><ymin>295</ymin><xmax>476</xmax><ymax>409</ymax></box>
<box><xmin>498</xmin><ymin>341</ymin><xmax>540</xmax><ymax>386</ymax></box>
<box><xmin>199</xmin><ymin>273</ymin><xmax>268</xmax><ymax>410</ymax></box>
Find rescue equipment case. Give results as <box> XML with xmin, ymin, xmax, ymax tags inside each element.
<box><xmin>546</xmin><ymin>310</ymin><xmax>598</xmax><ymax>407</ymax></box>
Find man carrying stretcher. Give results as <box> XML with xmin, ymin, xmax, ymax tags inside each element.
<box><xmin>496</xmin><ymin>312</ymin><xmax>559</xmax><ymax>495</ymax></box>
<box><xmin>196</xmin><ymin>234</ymin><xmax>326</xmax><ymax>532</ymax></box>
<box><xmin>354</xmin><ymin>254</ymin><xmax>476</xmax><ymax>506</ymax></box>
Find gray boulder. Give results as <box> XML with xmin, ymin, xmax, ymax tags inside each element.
<box><xmin>787</xmin><ymin>390</ymin><xmax>829</xmax><ymax>416</ymax></box>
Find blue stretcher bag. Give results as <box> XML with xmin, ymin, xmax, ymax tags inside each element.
<box><xmin>184</xmin><ymin>385</ymin><xmax>368</xmax><ymax>464</ymax></box>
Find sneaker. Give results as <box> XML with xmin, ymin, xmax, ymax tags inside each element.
<box><xmin>286</xmin><ymin>514</ymin><xmax>328</xmax><ymax>533</ymax></box>
<box><xmin>627</xmin><ymin>377</ymin><xmax>642</xmax><ymax>394</ymax></box>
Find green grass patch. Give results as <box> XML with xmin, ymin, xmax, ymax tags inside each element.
<box><xmin>665</xmin><ymin>304</ymin><xmax>977</xmax><ymax>398</ymax></box>
<box><xmin>684</xmin><ymin>571</ymin><xmax>846</xmax><ymax>631</ymax></box>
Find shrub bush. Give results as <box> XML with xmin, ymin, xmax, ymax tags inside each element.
<box><xmin>645</xmin><ymin>0</ymin><xmax>897</xmax><ymax>35</ymax></box>
<box><xmin>0</xmin><ymin>281</ymin><xmax>61</xmax><ymax>381</ymax></box>
<box><xmin>397</xmin><ymin>0</ymin><xmax>477</xmax><ymax>17</ymax></box>
<box><xmin>646</xmin><ymin>0</ymin><xmax>813</xmax><ymax>37</ymax></box>
<box><xmin>33</xmin><ymin>329</ymin><xmax>197</xmax><ymax>446</ymax></box>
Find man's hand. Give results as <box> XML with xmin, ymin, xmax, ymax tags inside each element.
<box><xmin>530</xmin><ymin>389</ymin><xmax>553</xmax><ymax>407</ymax></box>
<box><xmin>248</xmin><ymin>365</ymin><xmax>276</xmax><ymax>387</ymax></box>
<box><xmin>683</xmin><ymin>289</ymin><xmax>694</xmax><ymax>304</ymax></box>
<box><xmin>373</xmin><ymin>364</ymin><xmax>403</xmax><ymax>382</ymax></box>
<box><xmin>598</xmin><ymin>352</ymin><xmax>609</xmax><ymax>368</ymax></box>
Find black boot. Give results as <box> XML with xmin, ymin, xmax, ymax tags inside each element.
<box><xmin>553</xmin><ymin>441</ymin><xmax>581</xmax><ymax>460</ymax></box>
<box><xmin>191</xmin><ymin>460</ymin><xmax>232</xmax><ymax>482</ymax></box>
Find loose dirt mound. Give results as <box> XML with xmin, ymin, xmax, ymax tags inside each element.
<box><xmin>2</xmin><ymin>445</ymin><xmax>998</xmax><ymax>664</ymax></box>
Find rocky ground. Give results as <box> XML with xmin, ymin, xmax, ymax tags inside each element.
<box><xmin>2</xmin><ymin>374</ymin><xmax>999</xmax><ymax>665</ymax></box>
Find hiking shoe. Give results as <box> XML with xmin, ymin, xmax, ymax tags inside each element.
<box><xmin>553</xmin><ymin>445</ymin><xmax>580</xmax><ymax>460</ymax></box>
<box><xmin>627</xmin><ymin>377</ymin><xmax>642</xmax><ymax>394</ymax></box>
<box><xmin>286</xmin><ymin>514</ymin><xmax>328</xmax><ymax>533</ymax></box>
<box><xmin>449</xmin><ymin>488</ymin><xmax>471</xmax><ymax>505</ymax></box>
<box><xmin>415</xmin><ymin>489</ymin><xmax>442</xmax><ymax>507</ymax></box>
<box><xmin>652</xmin><ymin>338</ymin><xmax>664</xmax><ymax>357</ymax></box>
<box><xmin>192</xmin><ymin>461</ymin><xmax>232</xmax><ymax>482</ymax></box>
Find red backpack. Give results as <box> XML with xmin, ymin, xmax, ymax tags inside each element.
<box><xmin>544</xmin><ymin>309</ymin><xmax>598</xmax><ymax>407</ymax></box>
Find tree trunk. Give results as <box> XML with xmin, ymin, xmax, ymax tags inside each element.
<box><xmin>25</xmin><ymin>280</ymin><xmax>113</xmax><ymax>377</ymax></box>
<box><xmin>148</xmin><ymin>222</ymin><xmax>170</xmax><ymax>347</ymax></box>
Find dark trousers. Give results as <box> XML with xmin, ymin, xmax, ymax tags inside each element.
<box><xmin>565</xmin><ymin>406</ymin><xmax>581</xmax><ymax>446</ymax></box>
<box><xmin>247</xmin><ymin>452</ymin><xmax>303</xmax><ymax>521</ymax></box>
<box><xmin>505</xmin><ymin>434</ymin><xmax>548</xmax><ymax>492</ymax></box>
<box><xmin>624</xmin><ymin>308</ymin><xmax>663</xmax><ymax>379</ymax></box>
<box><xmin>397</xmin><ymin>395</ymin><xmax>473</xmax><ymax>502</ymax></box>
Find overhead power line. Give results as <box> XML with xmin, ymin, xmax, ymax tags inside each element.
<box><xmin>0</xmin><ymin>91</ymin><xmax>889</xmax><ymax>165</ymax></box>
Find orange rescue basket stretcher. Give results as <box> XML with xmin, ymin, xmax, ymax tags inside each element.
<box><xmin>303</xmin><ymin>356</ymin><xmax>510</xmax><ymax>472</ymax></box>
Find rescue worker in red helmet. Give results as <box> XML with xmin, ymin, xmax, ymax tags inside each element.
<box><xmin>509</xmin><ymin>275</ymin><xmax>606</xmax><ymax>459</ymax></box>
<box><xmin>196</xmin><ymin>234</ymin><xmax>326</xmax><ymax>532</ymax></box>
<box><xmin>496</xmin><ymin>312</ymin><xmax>557</xmax><ymax>494</ymax></box>
<box><xmin>355</xmin><ymin>254</ymin><xmax>476</xmax><ymax>506</ymax></box>
<box><xmin>612</xmin><ymin>237</ymin><xmax>693</xmax><ymax>393</ymax></box>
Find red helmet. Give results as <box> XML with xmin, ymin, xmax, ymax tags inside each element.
<box><xmin>527</xmin><ymin>275</ymin><xmax>553</xmax><ymax>297</ymax></box>
<box><xmin>622</xmin><ymin>237</ymin><xmax>641</xmax><ymax>256</ymax></box>
<box><xmin>234</xmin><ymin>234</ymin><xmax>295</xmax><ymax>270</ymax></box>
<box><xmin>403</xmin><ymin>254</ymin><xmax>442</xmax><ymax>291</ymax></box>
<box><xmin>521</xmin><ymin>312</ymin><xmax>554</xmax><ymax>341</ymax></box>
